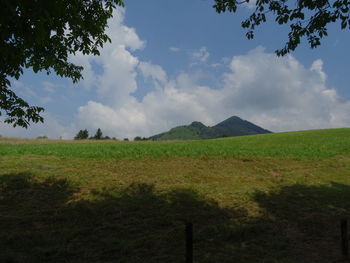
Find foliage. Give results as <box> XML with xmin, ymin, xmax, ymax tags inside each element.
<box><xmin>134</xmin><ymin>136</ymin><xmax>148</xmax><ymax>141</ymax></box>
<box><xmin>92</xmin><ymin>128</ymin><xmax>103</xmax><ymax>140</ymax></box>
<box><xmin>213</xmin><ymin>0</ymin><xmax>350</xmax><ymax>55</ymax></box>
<box><xmin>88</xmin><ymin>128</ymin><xmax>111</xmax><ymax>140</ymax></box>
<box><xmin>0</xmin><ymin>0</ymin><xmax>124</xmax><ymax>127</ymax></box>
<box><xmin>74</xmin><ymin>129</ymin><xmax>89</xmax><ymax>140</ymax></box>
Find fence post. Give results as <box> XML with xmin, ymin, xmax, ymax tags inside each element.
<box><xmin>341</xmin><ymin>219</ymin><xmax>348</xmax><ymax>258</ymax></box>
<box><xmin>185</xmin><ymin>222</ymin><xmax>193</xmax><ymax>263</ymax></box>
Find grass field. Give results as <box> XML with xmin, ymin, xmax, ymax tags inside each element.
<box><xmin>1</xmin><ymin>128</ymin><xmax>350</xmax><ymax>262</ymax></box>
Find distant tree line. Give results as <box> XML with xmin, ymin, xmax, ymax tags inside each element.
<box><xmin>36</xmin><ymin>135</ymin><xmax>48</xmax><ymax>139</ymax></box>
<box><xmin>74</xmin><ymin>129</ymin><xmax>89</xmax><ymax>140</ymax></box>
<box><xmin>133</xmin><ymin>136</ymin><xmax>148</xmax><ymax>141</ymax></box>
<box><xmin>74</xmin><ymin>128</ymin><xmax>113</xmax><ymax>140</ymax></box>
<box><xmin>74</xmin><ymin>129</ymin><xmax>149</xmax><ymax>141</ymax></box>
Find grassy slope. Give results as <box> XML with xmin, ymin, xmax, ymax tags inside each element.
<box><xmin>1</xmin><ymin>128</ymin><xmax>350</xmax><ymax>262</ymax></box>
<box><xmin>1</xmin><ymin>128</ymin><xmax>350</xmax><ymax>159</ymax></box>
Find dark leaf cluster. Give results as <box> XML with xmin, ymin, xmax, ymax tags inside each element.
<box><xmin>0</xmin><ymin>0</ymin><xmax>124</xmax><ymax>127</ymax></box>
<box><xmin>92</xmin><ymin>128</ymin><xmax>103</xmax><ymax>140</ymax></box>
<box><xmin>75</xmin><ymin>128</ymin><xmax>112</xmax><ymax>140</ymax></box>
<box><xmin>213</xmin><ymin>0</ymin><xmax>350</xmax><ymax>55</ymax></box>
<box><xmin>134</xmin><ymin>136</ymin><xmax>148</xmax><ymax>141</ymax></box>
<box><xmin>74</xmin><ymin>129</ymin><xmax>89</xmax><ymax>140</ymax></box>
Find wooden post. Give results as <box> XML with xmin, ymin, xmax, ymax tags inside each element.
<box><xmin>185</xmin><ymin>222</ymin><xmax>193</xmax><ymax>263</ymax></box>
<box><xmin>341</xmin><ymin>219</ymin><xmax>348</xmax><ymax>258</ymax></box>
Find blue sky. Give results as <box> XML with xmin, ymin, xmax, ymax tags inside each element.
<box><xmin>1</xmin><ymin>0</ymin><xmax>350</xmax><ymax>139</ymax></box>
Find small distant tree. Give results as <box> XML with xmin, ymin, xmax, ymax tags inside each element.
<box><xmin>36</xmin><ymin>135</ymin><xmax>48</xmax><ymax>139</ymax></box>
<box><xmin>134</xmin><ymin>136</ymin><xmax>149</xmax><ymax>141</ymax></box>
<box><xmin>123</xmin><ymin>138</ymin><xmax>129</xmax><ymax>141</ymax></box>
<box><xmin>74</xmin><ymin>129</ymin><xmax>89</xmax><ymax>140</ymax></box>
<box><xmin>92</xmin><ymin>128</ymin><xmax>103</xmax><ymax>140</ymax></box>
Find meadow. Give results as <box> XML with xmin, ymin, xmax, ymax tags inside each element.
<box><xmin>1</xmin><ymin>128</ymin><xmax>350</xmax><ymax>262</ymax></box>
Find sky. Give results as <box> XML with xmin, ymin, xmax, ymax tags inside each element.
<box><xmin>1</xmin><ymin>0</ymin><xmax>350</xmax><ymax>139</ymax></box>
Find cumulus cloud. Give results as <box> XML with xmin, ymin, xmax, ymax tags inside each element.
<box><xmin>169</xmin><ymin>46</ymin><xmax>180</xmax><ymax>52</ymax></box>
<box><xmin>76</xmin><ymin>77</ymin><xmax>220</xmax><ymax>139</ymax></box>
<box><xmin>219</xmin><ymin>47</ymin><xmax>350</xmax><ymax>131</ymax></box>
<box><xmin>191</xmin><ymin>47</ymin><xmax>210</xmax><ymax>64</ymax></box>
<box><xmin>77</xmin><ymin>44</ymin><xmax>350</xmax><ymax>139</ymax></box>
<box><xmin>138</xmin><ymin>61</ymin><xmax>167</xmax><ymax>86</ymax></box>
<box><xmin>3</xmin><ymin>7</ymin><xmax>350</xmax><ymax>139</ymax></box>
<box><xmin>0</xmin><ymin>113</ymin><xmax>75</xmax><ymax>139</ymax></box>
<box><xmin>69</xmin><ymin>8</ymin><xmax>144</xmax><ymax>106</ymax></box>
<box><xmin>13</xmin><ymin>83</ymin><xmax>54</xmax><ymax>106</ymax></box>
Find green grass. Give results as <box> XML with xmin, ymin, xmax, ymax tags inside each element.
<box><xmin>1</xmin><ymin>128</ymin><xmax>350</xmax><ymax>262</ymax></box>
<box><xmin>1</xmin><ymin>128</ymin><xmax>350</xmax><ymax>159</ymax></box>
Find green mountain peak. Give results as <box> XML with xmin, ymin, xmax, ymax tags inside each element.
<box><xmin>149</xmin><ymin>116</ymin><xmax>271</xmax><ymax>141</ymax></box>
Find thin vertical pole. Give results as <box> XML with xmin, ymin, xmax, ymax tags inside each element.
<box><xmin>185</xmin><ymin>222</ymin><xmax>193</xmax><ymax>263</ymax></box>
<box><xmin>341</xmin><ymin>219</ymin><xmax>348</xmax><ymax>258</ymax></box>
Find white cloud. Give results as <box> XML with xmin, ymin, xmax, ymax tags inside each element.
<box><xmin>42</xmin><ymin>81</ymin><xmax>56</xmax><ymax>93</ymax></box>
<box><xmin>1</xmin><ymin>8</ymin><xmax>144</xmax><ymax>139</ymax></box>
<box><xmin>77</xmin><ymin>45</ymin><xmax>350</xmax><ymax>139</ymax></box>
<box><xmin>15</xmin><ymin>85</ymin><xmax>53</xmax><ymax>106</ymax></box>
<box><xmin>69</xmin><ymin>8</ymin><xmax>144</xmax><ymax>106</ymax></box>
<box><xmin>219</xmin><ymin>47</ymin><xmax>350</xmax><ymax>131</ymax></box>
<box><xmin>4</xmin><ymin>7</ymin><xmax>350</xmax><ymax>140</ymax></box>
<box><xmin>169</xmin><ymin>46</ymin><xmax>180</xmax><ymax>52</ymax></box>
<box><xmin>0</xmin><ymin>113</ymin><xmax>75</xmax><ymax>139</ymax></box>
<box><xmin>77</xmin><ymin>100</ymin><xmax>146</xmax><ymax>139</ymax></box>
<box><xmin>40</xmin><ymin>96</ymin><xmax>52</xmax><ymax>104</ymax></box>
<box><xmin>76</xmin><ymin>78</ymin><xmax>219</xmax><ymax>139</ymax></box>
<box><xmin>244</xmin><ymin>0</ymin><xmax>257</xmax><ymax>9</ymax></box>
<box><xmin>191</xmin><ymin>47</ymin><xmax>210</xmax><ymax>63</ymax></box>
<box><xmin>138</xmin><ymin>61</ymin><xmax>167</xmax><ymax>85</ymax></box>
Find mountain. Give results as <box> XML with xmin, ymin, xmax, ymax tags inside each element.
<box><xmin>149</xmin><ymin>116</ymin><xmax>271</xmax><ymax>141</ymax></box>
<box><xmin>211</xmin><ymin>116</ymin><xmax>271</xmax><ymax>137</ymax></box>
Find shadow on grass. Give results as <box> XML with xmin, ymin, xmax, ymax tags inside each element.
<box><xmin>253</xmin><ymin>183</ymin><xmax>350</xmax><ymax>263</ymax></box>
<box><xmin>1</xmin><ymin>173</ymin><xmax>350</xmax><ymax>262</ymax></box>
